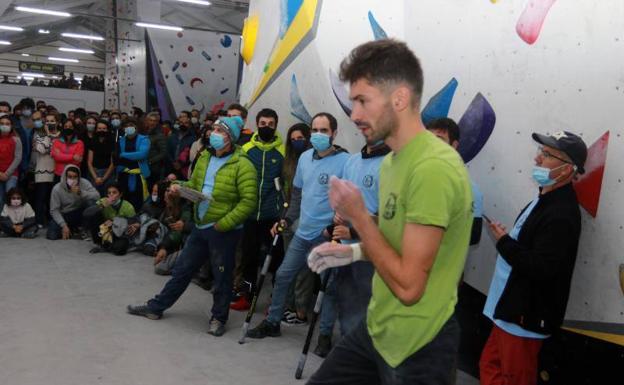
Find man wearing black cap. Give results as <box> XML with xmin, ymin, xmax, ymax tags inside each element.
<box><xmin>480</xmin><ymin>131</ymin><xmax>587</xmax><ymax>385</ymax></box>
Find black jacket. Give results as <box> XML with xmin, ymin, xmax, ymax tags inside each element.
<box><xmin>493</xmin><ymin>183</ymin><xmax>581</xmax><ymax>335</ymax></box>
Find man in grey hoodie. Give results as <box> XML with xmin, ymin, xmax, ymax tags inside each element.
<box><xmin>47</xmin><ymin>164</ymin><xmax>100</xmax><ymax>240</ymax></box>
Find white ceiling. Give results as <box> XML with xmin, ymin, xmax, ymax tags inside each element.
<box><xmin>0</xmin><ymin>0</ymin><xmax>249</xmax><ymax>76</ymax></box>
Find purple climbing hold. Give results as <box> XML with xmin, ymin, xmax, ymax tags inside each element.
<box><xmin>172</xmin><ymin>61</ymin><xmax>180</xmax><ymax>72</ymax></box>
<box><xmin>185</xmin><ymin>95</ymin><xmax>195</xmax><ymax>105</ymax></box>
<box><xmin>201</xmin><ymin>51</ymin><xmax>212</xmax><ymax>61</ymax></box>
<box><xmin>220</xmin><ymin>88</ymin><xmax>229</xmax><ymax>94</ymax></box>
<box><xmin>176</xmin><ymin>74</ymin><xmax>184</xmax><ymax>85</ymax></box>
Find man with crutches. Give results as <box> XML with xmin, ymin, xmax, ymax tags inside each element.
<box><xmin>246</xmin><ymin>112</ymin><xmax>350</xmax><ymax>340</ymax></box>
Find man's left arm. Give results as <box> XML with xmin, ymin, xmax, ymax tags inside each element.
<box><xmin>215</xmin><ymin>159</ymin><xmax>258</xmax><ymax>231</ymax></box>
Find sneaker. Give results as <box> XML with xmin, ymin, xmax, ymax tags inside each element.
<box><xmin>207</xmin><ymin>318</ymin><xmax>226</xmax><ymax>337</ymax></box>
<box><xmin>230</xmin><ymin>296</ymin><xmax>251</xmax><ymax>311</ymax></box>
<box><xmin>281</xmin><ymin>313</ymin><xmax>307</xmax><ymax>326</ymax></box>
<box><xmin>281</xmin><ymin>309</ymin><xmax>295</xmax><ymax>322</ymax></box>
<box><xmin>22</xmin><ymin>232</ymin><xmax>38</xmax><ymax>239</ymax></box>
<box><xmin>246</xmin><ymin>319</ymin><xmax>281</xmax><ymax>339</ymax></box>
<box><xmin>126</xmin><ymin>303</ymin><xmax>162</xmax><ymax>320</ymax></box>
<box><xmin>313</xmin><ymin>334</ymin><xmax>332</xmax><ymax>358</ymax></box>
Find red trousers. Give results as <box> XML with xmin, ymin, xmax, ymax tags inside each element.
<box><xmin>479</xmin><ymin>324</ymin><xmax>543</xmax><ymax>385</ymax></box>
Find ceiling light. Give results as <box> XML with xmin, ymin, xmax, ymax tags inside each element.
<box><xmin>22</xmin><ymin>72</ymin><xmax>45</xmax><ymax>78</ymax></box>
<box><xmin>15</xmin><ymin>6</ymin><xmax>71</xmax><ymax>17</ymax></box>
<box><xmin>23</xmin><ymin>76</ymin><xmax>34</xmax><ymax>81</ymax></box>
<box><xmin>38</xmin><ymin>29</ymin><xmax>50</xmax><ymax>34</ymax></box>
<box><xmin>177</xmin><ymin>0</ymin><xmax>212</xmax><ymax>5</ymax></box>
<box><xmin>21</xmin><ymin>53</ymin><xmax>30</xmax><ymax>56</ymax></box>
<box><xmin>74</xmin><ymin>77</ymin><xmax>82</xmax><ymax>82</ymax></box>
<box><xmin>51</xmin><ymin>76</ymin><xmax>58</xmax><ymax>79</ymax></box>
<box><xmin>48</xmin><ymin>57</ymin><xmax>79</xmax><ymax>63</ymax></box>
<box><xmin>59</xmin><ymin>47</ymin><xmax>94</xmax><ymax>54</ymax></box>
<box><xmin>0</xmin><ymin>41</ymin><xmax>11</xmax><ymax>45</ymax></box>
<box><xmin>0</xmin><ymin>25</ymin><xmax>24</xmax><ymax>31</ymax></box>
<box><xmin>135</xmin><ymin>22</ymin><xmax>183</xmax><ymax>31</ymax></box>
<box><xmin>61</xmin><ymin>33</ymin><xmax>104</xmax><ymax>41</ymax></box>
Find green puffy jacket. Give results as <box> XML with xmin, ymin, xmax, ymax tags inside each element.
<box><xmin>184</xmin><ymin>147</ymin><xmax>257</xmax><ymax>231</ymax></box>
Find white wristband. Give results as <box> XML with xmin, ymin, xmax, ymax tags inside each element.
<box><xmin>350</xmin><ymin>243</ymin><xmax>363</xmax><ymax>262</ymax></box>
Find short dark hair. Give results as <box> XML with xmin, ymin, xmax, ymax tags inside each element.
<box><xmin>311</xmin><ymin>112</ymin><xmax>338</xmax><ymax>132</ymax></box>
<box><xmin>180</xmin><ymin>110</ymin><xmax>191</xmax><ymax>119</ymax></box>
<box><xmin>107</xmin><ymin>182</ymin><xmax>123</xmax><ymax>195</ymax></box>
<box><xmin>339</xmin><ymin>39</ymin><xmax>424</xmax><ymax>107</ymax></box>
<box><xmin>0</xmin><ymin>101</ymin><xmax>11</xmax><ymax>110</ymax></box>
<box><xmin>6</xmin><ymin>187</ymin><xmax>26</xmax><ymax>204</ymax></box>
<box><xmin>19</xmin><ymin>97</ymin><xmax>35</xmax><ymax>110</ymax></box>
<box><xmin>227</xmin><ymin>103</ymin><xmax>248</xmax><ymax>119</ymax></box>
<box><xmin>255</xmin><ymin>108</ymin><xmax>279</xmax><ymax>127</ymax></box>
<box><xmin>426</xmin><ymin>117</ymin><xmax>460</xmax><ymax>144</ymax></box>
<box><xmin>74</xmin><ymin>108</ymin><xmax>87</xmax><ymax>118</ymax></box>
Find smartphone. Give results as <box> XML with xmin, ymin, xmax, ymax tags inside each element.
<box><xmin>482</xmin><ymin>214</ymin><xmax>492</xmax><ymax>224</ymax></box>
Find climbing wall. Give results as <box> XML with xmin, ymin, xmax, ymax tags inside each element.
<box><xmin>147</xmin><ymin>28</ymin><xmax>241</xmax><ymax>119</ymax></box>
<box><xmin>240</xmin><ymin>0</ymin><xmax>624</xmax><ymax>346</ymax></box>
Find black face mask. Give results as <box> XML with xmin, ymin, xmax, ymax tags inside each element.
<box><xmin>47</xmin><ymin>123</ymin><xmax>57</xmax><ymax>131</ymax></box>
<box><xmin>96</xmin><ymin>131</ymin><xmax>108</xmax><ymax>138</ymax></box>
<box><xmin>258</xmin><ymin>126</ymin><xmax>275</xmax><ymax>142</ymax></box>
<box><xmin>62</xmin><ymin>128</ymin><xmax>74</xmax><ymax>138</ymax></box>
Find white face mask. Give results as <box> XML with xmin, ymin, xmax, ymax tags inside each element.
<box><xmin>10</xmin><ymin>199</ymin><xmax>21</xmax><ymax>207</ymax></box>
<box><xmin>151</xmin><ymin>194</ymin><xmax>158</xmax><ymax>203</ymax></box>
<box><xmin>66</xmin><ymin>178</ymin><xmax>78</xmax><ymax>187</ymax></box>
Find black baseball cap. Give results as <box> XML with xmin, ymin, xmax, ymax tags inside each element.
<box><xmin>532</xmin><ymin>131</ymin><xmax>587</xmax><ymax>174</ymax></box>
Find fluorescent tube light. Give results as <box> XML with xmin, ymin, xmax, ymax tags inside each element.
<box><xmin>0</xmin><ymin>41</ymin><xmax>11</xmax><ymax>45</ymax></box>
<box><xmin>59</xmin><ymin>47</ymin><xmax>94</xmax><ymax>54</ymax></box>
<box><xmin>38</xmin><ymin>29</ymin><xmax>50</xmax><ymax>34</ymax></box>
<box><xmin>135</xmin><ymin>22</ymin><xmax>183</xmax><ymax>31</ymax></box>
<box><xmin>61</xmin><ymin>33</ymin><xmax>104</xmax><ymax>41</ymax></box>
<box><xmin>15</xmin><ymin>6</ymin><xmax>71</xmax><ymax>17</ymax></box>
<box><xmin>0</xmin><ymin>25</ymin><xmax>24</xmax><ymax>31</ymax></box>
<box><xmin>48</xmin><ymin>56</ymin><xmax>79</xmax><ymax>63</ymax></box>
<box><xmin>177</xmin><ymin>0</ymin><xmax>212</xmax><ymax>5</ymax></box>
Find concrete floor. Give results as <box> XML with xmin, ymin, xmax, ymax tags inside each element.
<box><xmin>0</xmin><ymin>236</ymin><xmax>479</xmax><ymax>385</ymax></box>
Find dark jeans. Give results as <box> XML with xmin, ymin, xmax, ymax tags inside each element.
<box><xmin>0</xmin><ymin>221</ymin><xmax>38</xmax><ymax>237</ymax></box>
<box><xmin>34</xmin><ymin>182</ymin><xmax>54</xmax><ymax>226</ymax></box>
<box><xmin>240</xmin><ymin>218</ymin><xmax>284</xmax><ymax>297</ymax></box>
<box><xmin>46</xmin><ymin>208</ymin><xmax>86</xmax><ymax>240</ymax></box>
<box><xmin>335</xmin><ymin>261</ymin><xmax>375</xmax><ymax>336</ymax></box>
<box><xmin>147</xmin><ymin>226</ymin><xmax>241</xmax><ymax>323</ymax></box>
<box><xmin>308</xmin><ymin>314</ymin><xmax>460</xmax><ymax>385</ymax></box>
<box><xmin>118</xmin><ymin>172</ymin><xmax>144</xmax><ymax>212</ymax></box>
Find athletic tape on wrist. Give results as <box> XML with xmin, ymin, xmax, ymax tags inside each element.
<box><xmin>350</xmin><ymin>243</ymin><xmax>363</xmax><ymax>262</ymax></box>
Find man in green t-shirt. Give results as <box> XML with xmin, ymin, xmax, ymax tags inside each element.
<box><xmin>306</xmin><ymin>39</ymin><xmax>473</xmax><ymax>384</ymax></box>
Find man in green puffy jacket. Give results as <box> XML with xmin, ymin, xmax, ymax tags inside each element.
<box><xmin>127</xmin><ymin>116</ymin><xmax>258</xmax><ymax>337</ymax></box>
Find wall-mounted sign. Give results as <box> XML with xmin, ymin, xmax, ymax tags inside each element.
<box><xmin>18</xmin><ymin>61</ymin><xmax>65</xmax><ymax>75</ymax></box>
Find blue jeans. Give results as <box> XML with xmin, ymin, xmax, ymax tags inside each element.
<box><xmin>318</xmin><ymin>269</ymin><xmax>338</xmax><ymax>336</ymax></box>
<box><xmin>46</xmin><ymin>207</ymin><xmax>87</xmax><ymax>240</ymax></box>
<box><xmin>308</xmin><ymin>315</ymin><xmax>460</xmax><ymax>385</ymax></box>
<box><xmin>147</xmin><ymin>226</ymin><xmax>241</xmax><ymax>323</ymax></box>
<box><xmin>335</xmin><ymin>261</ymin><xmax>375</xmax><ymax>336</ymax></box>
<box><xmin>267</xmin><ymin>233</ymin><xmax>325</xmax><ymax>325</ymax></box>
<box><xmin>0</xmin><ymin>176</ymin><xmax>18</xmax><ymax>209</ymax></box>
<box><xmin>90</xmin><ymin>168</ymin><xmax>113</xmax><ymax>196</ymax></box>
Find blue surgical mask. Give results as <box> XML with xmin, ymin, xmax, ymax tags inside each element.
<box><xmin>111</xmin><ymin>119</ymin><xmax>121</xmax><ymax>127</ymax></box>
<box><xmin>291</xmin><ymin>139</ymin><xmax>307</xmax><ymax>154</ymax></box>
<box><xmin>124</xmin><ymin>126</ymin><xmax>136</xmax><ymax>137</ymax></box>
<box><xmin>22</xmin><ymin>109</ymin><xmax>32</xmax><ymax>117</ymax></box>
<box><xmin>0</xmin><ymin>125</ymin><xmax>10</xmax><ymax>134</ymax></box>
<box><xmin>531</xmin><ymin>164</ymin><xmax>567</xmax><ymax>187</ymax></box>
<box><xmin>86</xmin><ymin>123</ymin><xmax>96</xmax><ymax>132</ymax></box>
<box><xmin>173</xmin><ymin>123</ymin><xmax>180</xmax><ymax>130</ymax></box>
<box><xmin>33</xmin><ymin>120</ymin><xmax>43</xmax><ymax>129</ymax></box>
<box><xmin>209</xmin><ymin>132</ymin><xmax>226</xmax><ymax>150</ymax></box>
<box><xmin>310</xmin><ymin>132</ymin><xmax>331</xmax><ymax>152</ymax></box>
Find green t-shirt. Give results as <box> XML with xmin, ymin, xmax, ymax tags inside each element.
<box><xmin>367</xmin><ymin>130</ymin><xmax>473</xmax><ymax>368</ymax></box>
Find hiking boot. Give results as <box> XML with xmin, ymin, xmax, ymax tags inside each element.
<box><xmin>246</xmin><ymin>319</ymin><xmax>281</xmax><ymax>339</ymax></box>
<box><xmin>313</xmin><ymin>334</ymin><xmax>332</xmax><ymax>358</ymax></box>
<box><xmin>230</xmin><ymin>296</ymin><xmax>251</xmax><ymax>311</ymax></box>
<box><xmin>126</xmin><ymin>303</ymin><xmax>162</xmax><ymax>320</ymax></box>
<box><xmin>207</xmin><ymin>318</ymin><xmax>226</xmax><ymax>337</ymax></box>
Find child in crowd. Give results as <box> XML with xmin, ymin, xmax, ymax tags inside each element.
<box><xmin>0</xmin><ymin>188</ymin><xmax>37</xmax><ymax>238</ymax></box>
<box><xmin>84</xmin><ymin>183</ymin><xmax>136</xmax><ymax>255</ymax></box>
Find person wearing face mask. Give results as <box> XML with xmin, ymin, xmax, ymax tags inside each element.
<box><xmin>87</xmin><ymin>120</ymin><xmax>115</xmax><ymax>196</ymax></box>
<box><xmin>166</xmin><ymin>111</ymin><xmax>196</xmax><ymax>179</ymax></box>
<box><xmin>115</xmin><ymin>119</ymin><xmax>151</xmax><ymax>211</ymax></box>
<box><xmin>32</xmin><ymin>112</ymin><xmax>61</xmax><ymax>227</ymax></box>
<box><xmin>0</xmin><ymin>114</ymin><xmax>22</xmax><ymax>210</ymax></box>
<box><xmin>109</xmin><ymin>112</ymin><xmax>122</xmax><ymax>139</ymax></box>
<box><xmin>12</xmin><ymin>98</ymin><xmax>35</xmax><ymax>193</ymax></box>
<box><xmin>189</xmin><ymin>122</ymin><xmax>213</xmax><ymax>171</ymax></box>
<box><xmin>51</xmin><ymin>119</ymin><xmax>85</xmax><ymax>183</ymax></box>
<box><xmin>230</xmin><ymin>108</ymin><xmax>286</xmax><ymax>311</ymax></box>
<box><xmin>47</xmin><ymin>164</ymin><xmax>99</xmax><ymax>241</ymax></box>
<box><xmin>478</xmin><ymin>131</ymin><xmax>587</xmax><ymax>385</ymax></box>
<box><xmin>190</xmin><ymin>109</ymin><xmax>201</xmax><ymax>134</ymax></box>
<box><xmin>0</xmin><ymin>188</ymin><xmax>37</xmax><ymax>238</ymax></box>
<box><xmin>144</xmin><ymin>112</ymin><xmax>167</xmax><ymax>188</ymax></box>
<box><xmin>128</xmin><ymin>116</ymin><xmax>258</xmax><ymax>337</ymax></box>
<box><xmin>247</xmin><ymin>112</ymin><xmax>350</xmax><ymax>340</ymax></box>
<box><xmin>84</xmin><ymin>183</ymin><xmax>136</xmax><ymax>255</ymax></box>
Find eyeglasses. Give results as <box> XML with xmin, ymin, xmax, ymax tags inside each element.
<box><xmin>537</xmin><ymin>147</ymin><xmax>571</xmax><ymax>164</ymax></box>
